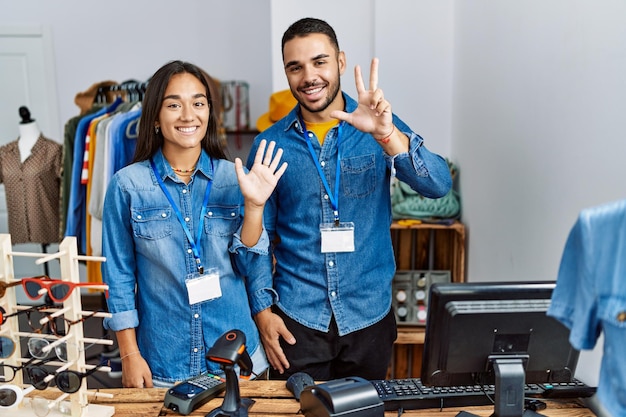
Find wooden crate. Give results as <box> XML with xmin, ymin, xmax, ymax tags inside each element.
<box><xmin>388</xmin><ymin>221</ymin><xmax>466</xmax><ymax>379</ymax></box>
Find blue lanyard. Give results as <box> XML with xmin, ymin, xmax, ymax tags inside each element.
<box><xmin>298</xmin><ymin>109</ymin><xmax>343</xmax><ymax>225</ymax></box>
<box><xmin>150</xmin><ymin>158</ymin><xmax>212</xmax><ymax>274</ymax></box>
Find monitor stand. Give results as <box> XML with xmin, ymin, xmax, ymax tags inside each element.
<box><xmin>491</xmin><ymin>357</ymin><xmax>525</xmax><ymax>417</ymax></box>
<box><xmin>456</xmin><ymin>356</ymin><xmax>546</xmax><ymax>417</ymax></box>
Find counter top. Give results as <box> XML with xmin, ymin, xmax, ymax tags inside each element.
<box><xmin>51</xmin><ymin>380</ymin><xmax>595</xmax><ymax>416</ymax></box>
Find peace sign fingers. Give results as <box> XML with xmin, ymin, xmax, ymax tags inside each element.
<box><xmin>369</xmin><ymin>57</ymin><xmax>379</xmax><ymax>92</ymax></box>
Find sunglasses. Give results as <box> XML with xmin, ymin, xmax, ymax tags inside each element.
<box><xmin>0</xmin><ymin>356</ymin><xmax>54</xmax><ymax>383</ymax></box>
<box><xmin>0</xmin><ymin>304</ymin><xmax>54</xmax><ymax>328</ymax></box>
<box><xmin>22</xmin><ymin>276</ymin><xmax>108</xmax><ymax>303</ymax></box>
<box><xmin>0</xmin><ymin>384</ymin><xmax>35</xmax><ymax>409</ymax></box>
<box><xmin>0</xmin><ymin>336</ymin><xmax>16</xmax><ymax>359</ymax></box>
<box><xmin>0</xmin><ymin>280</ymin><xmax>21</xmax><ymax>299</ymax></box>
<box><xmin>27</xmin><ymin>361</ymin><xmax>109</xmax><ymax>393</ymax></box>
<box><xmin>42</xmin><ymin>310</ymin><xmax>99</xmax><ymax>337</ymax></box>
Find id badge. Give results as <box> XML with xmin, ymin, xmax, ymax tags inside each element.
<box><xmin>185</xmin><ymin>268</ymin><xmax>222</xmax><ymax>305</ymax></box>
<box><xmin>320</xmin><ymin>222</ymin><xmax>355</xmax><ymax>253</ymax></box>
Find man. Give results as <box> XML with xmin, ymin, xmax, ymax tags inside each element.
<box><xmin>246</xmin><ymin>17</ymin><xmax>452</xmax><ymax>380</ymax></box>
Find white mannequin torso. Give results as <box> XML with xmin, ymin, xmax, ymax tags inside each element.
<box><xmin>18</xmin><ymin>121</ymin><xmax>41</xmax><ymax>163</ymax></box>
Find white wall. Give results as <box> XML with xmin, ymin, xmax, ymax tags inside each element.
<box><xmin>452</xmin><ymin>0</ymin><xmax>626</xmax><ymax>284</ymax></box>
<box><xmin>0</xmin><ymin>0</ymin><xmax>274</xmax><ymax>136</ymax></box>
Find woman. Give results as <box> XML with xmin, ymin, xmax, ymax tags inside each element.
<box><xmin>102</xmin><ymin>60</ymin><xmax>286</xmax><ymax>388</ymax></box>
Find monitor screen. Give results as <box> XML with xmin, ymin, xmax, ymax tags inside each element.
<box><xmin>421</xmin><ymin>281</ymin><xmax>579</xmax><ymax>416</ymax></box>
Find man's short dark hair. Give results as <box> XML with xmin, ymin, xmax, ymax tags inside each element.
<box><xmin>281</xmin><ymin>17</ymin><xmax>340</xmax><ymax>59</ymax></box>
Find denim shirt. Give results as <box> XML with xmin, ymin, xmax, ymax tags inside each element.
<box><xmin>548</xmin><ymin>199</ymin><xmax>626</xmax><ymax>417</ymax></box>
<box><xmin>245</xmin><ymin>93</ymin><xmax>452</xmax><ymax>336</ymax></box>
<box><xmin>102</xmin><ymin>149</ymin><xmax>269</xmax><ymax>383</ymax></box>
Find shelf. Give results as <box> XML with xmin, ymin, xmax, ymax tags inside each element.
<box><xmin>388</xmin><ymin>220</ymin><xmax>466</xmax><ymax>379</ymax></box>
<box><xmin>391</xmin><ymin>220</ymin><xmax>465</xmax><ymax>283</ymax></box>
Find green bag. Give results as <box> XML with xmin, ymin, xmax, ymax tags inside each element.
<box><xmin>391</xmin><ymin>160</ymin><xmax>460</xmax><ymax>220</ymax></box>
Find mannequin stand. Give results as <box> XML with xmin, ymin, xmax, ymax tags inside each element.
<box><xmin>205</xmin><ymin>365</ymin><xmax>255</xmax><ymax>417</ymax></box>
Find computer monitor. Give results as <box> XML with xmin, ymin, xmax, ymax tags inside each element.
<box><xmin>421</xmin><ymin>281</ymin><xmax>579</xmax><ymax>417</ymax></box>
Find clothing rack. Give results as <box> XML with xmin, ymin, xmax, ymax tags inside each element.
<box><xmin>95</xmin><ymin>80</ymin><xmax>148</xmax><ymax>104</ymax></box>
<box><xmin>0</xmin><ymin>234</ymin><xmax>115</xmax><ymax>417</ymax></box>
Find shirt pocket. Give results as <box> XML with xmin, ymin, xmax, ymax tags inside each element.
<box><xmin>131</xmin><ymin>207</ymin><xmax>173</xmax><ymax>240</ymax></box>
<box><xmin>341</xmin><ymin>154</ymin><xmax>376</xmax><ymax>198</ymax></box>
<box><xmin>204</xmin><ymin>205</ymin><xmax>240</xmax><ymax>237</ymax></box>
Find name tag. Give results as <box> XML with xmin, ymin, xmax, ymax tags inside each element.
<box><xmin>320</xmin><ymin>222</ymin><xmax>355</xmax><ymax>253</ymax></box>
<box><xmin>186</xmin><ymin>269</ymin><xmax>222</xmax><ymax>305</ymax></box>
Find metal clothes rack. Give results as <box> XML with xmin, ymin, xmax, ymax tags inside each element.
<box><xmin>95</xmin><ymin>80</ymin><xmax>148</xmax><ymax>104</ymax></box>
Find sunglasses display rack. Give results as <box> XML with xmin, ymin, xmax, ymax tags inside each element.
<box><xmin>0</xmin><ymin>234</ymin><xmax>115</xmax><ymax>417</ymax></box>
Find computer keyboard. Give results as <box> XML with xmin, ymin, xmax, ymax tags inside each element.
<box><xmin>370</xmin><ymin>377</ymin><xmax>594</xmax><ymax>411</ymax></box>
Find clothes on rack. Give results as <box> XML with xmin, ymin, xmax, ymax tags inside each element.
<box><xmin>62</xmin><ymin>81</ymin><xmax>145</xmax><ymax>283</ymax></box>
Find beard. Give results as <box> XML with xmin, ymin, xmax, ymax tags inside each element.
<box><xmin>294</xmin><ymin>75</ymin><xmax>341</xmax><ymax>115</ymax></box>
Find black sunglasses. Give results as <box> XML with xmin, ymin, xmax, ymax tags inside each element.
<box><xmin>0</xmin><ymin>356</ymin><xmax>54</xmax><ymax>383</ymax></box>
<box><xmin>27</xmin><ymin>361</ymin><xmax>109</xmax><ymax>393</ymax></box>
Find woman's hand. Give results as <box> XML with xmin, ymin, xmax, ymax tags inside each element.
<box><xmin>235</xmin><ymin>139</ymin><xmax>287</xmax><ymax>208</ymax></box>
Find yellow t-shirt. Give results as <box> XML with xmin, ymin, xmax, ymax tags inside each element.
<box><xmin>305</xmin><ymin>119</ymin><xmax>339</xmax><ymax>146</ymax></box>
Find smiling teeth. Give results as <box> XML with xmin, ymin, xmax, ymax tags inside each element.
<box><xmin>178</xmin><ymin>127</ymin><xmax>196</xmax><ymax>133</ymax></box>
<box><xmin>305</xmin><ymin>87</ymin><xmax>323</xmax><ymax>95</ymax></box>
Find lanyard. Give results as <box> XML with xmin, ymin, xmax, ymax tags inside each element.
<box><xmin>150</xmin><ymin>158</ymin><xmax>212</xmax><ymax>274</ymax></box>
<box><xmin>298</xmin><ymin>110</ymin><xmax>343</xmax><ymax>225</ymax></box>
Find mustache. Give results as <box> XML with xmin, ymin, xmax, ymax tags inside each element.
<box><xmin>302</xmin><ymin>81</ymin><xmax>322</xmax><ymax>89</ymax></box>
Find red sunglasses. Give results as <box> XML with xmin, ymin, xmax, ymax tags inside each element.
<box><xmin>21</xmin><ymin>276</ymin><xmax>108</xmax><ymax>303</ymax></box>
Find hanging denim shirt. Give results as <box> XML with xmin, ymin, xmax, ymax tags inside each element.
<box><xmin>245</xmin><ymin>93</ymin><xmax>452</xmax><ymax>336</ymax></box>
<box><xmin>548</xmin><ymin>199</ymin><xmax>626</xmax><ymax>417</ymax></box>
<box><xmin>102</xmin><ymin>149</ymin><xmax>270</xmax><ymax>383</ymax></box>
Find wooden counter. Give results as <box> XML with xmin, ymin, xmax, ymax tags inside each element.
<box><xmin>31</xmin><ymin>381</ymin><xmax>595</xmax><ymax>417</ymax></box>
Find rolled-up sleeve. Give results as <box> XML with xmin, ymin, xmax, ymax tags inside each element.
<box><xmin>385</xmin><ymin>123</ymin><xmax>452</xmax><ymax>199</ymax></box>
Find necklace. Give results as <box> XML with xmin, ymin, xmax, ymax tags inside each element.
<box><xmin>171</xmin><ymin>165</ymin><xmax>196</xmax><ymax>174</ymax></box>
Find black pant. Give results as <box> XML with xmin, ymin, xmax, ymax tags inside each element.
<box><xmin>270</xmin><ymin>306</ymin><xmax>397</xmax><ymax>381</ymax></box>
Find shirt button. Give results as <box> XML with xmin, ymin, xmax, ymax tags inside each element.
<box><xmin>320</xmin><ymin>161</ymin><xmax>326</xmax><ymax>167</ymax></box>
<box><xmin>194</xmin><ymin>313</ymin><xmax>199</xmax><ymax>319</ymax></box>
<box><xmin>208</xmin><ymin>212</ymin><xmax>213</xmax><ymax>216</ymax></box>
<box><xmin>182</xmin><ymin>189</ymin><xmax>188</xmax><ymax>194</ymax></box>
<box><xmin>617</xmin><ymin>311</ymin><xmax>626</xmax><ymax>322</ymax></box>
<box><xmin>162</xmin><ymin>213</ymin><xmax>167</xmax><ymax>218</ymax></box>
<box><xmin>328</xmin><ymin>261</ymin><xmax>334</xmax><ymax>267</ymax></box>
<box><xmin>231</xmin><ymin>212</ymin><xmax>236</xmax><ymax>217</ymax></box>
<box><xmin>185</xmin><ymin>217</ymin><xmax>190</xmax><ymax>222</ymax></box>
<box><xmin>137</xmin><ymin>215</ymin><xmax>142</xmax><ymax>219</ymax></box>
<box><xmin>187</xmin><ymin>249</ymin><xmax>192</xmax><ymax>254</ymax></box>
<box><xmin>330</xmin><ymin>291</ymin><xmax>336</xmax><ymax>297</ymax></box>
<box><xmin>324</xmin><ymin>195</ymin><xmax>329</xmax><ymax>200</ymax></box>
<box><xmin>193</xmin><ymin>348</ymin><xmax>198</xmax><ymax>353</ymax></box>
<box><xmin>308</xmin><ymin>132</ymin><xmax>314</xmax><ymax>138</ymax></box>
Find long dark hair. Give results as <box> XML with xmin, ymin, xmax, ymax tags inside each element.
<box><xmin>133</xmin><ymin>60</ymin><xmax>226</xmax><ymax>163</ymax></box>
<box><xmin>281</xmin><ymin>17</ymin><xmax>340</xmax><ymax>60</ymax></box>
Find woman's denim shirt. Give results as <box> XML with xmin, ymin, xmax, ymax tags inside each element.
<box><xmin>245</xmin><ymin>93</ymin><xmax>452</xmax><ymax>336</ymax></box>
<box><xmin>102</xmin><ymin>149</ymin><xmax>269</xmax><ymax>382</ymax></box>
<box><xmin>548</xmin><ymin>199</ymin><xmax>626</xmax><ymax>417</ymax></box>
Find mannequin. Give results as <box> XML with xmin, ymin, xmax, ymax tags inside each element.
<box><xmin>0</xmin><ymin>106</ymin><xmax>62</xmax><ymax>247</ymax></box>
<box><xmin>18</xmin><ymin>106</ymin><xmax>41</xmax><ymax>163</ymax></box>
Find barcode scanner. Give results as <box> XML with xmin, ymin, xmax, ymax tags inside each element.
<box><xmin>205</xmin><ymin>329</ymin><xmax>255</xmax><ymax>416</ymax></box>
<box><xmin>207</xmin><ymin>329</ymin><xmax>253</xmax><ymax>378</ymax></box>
